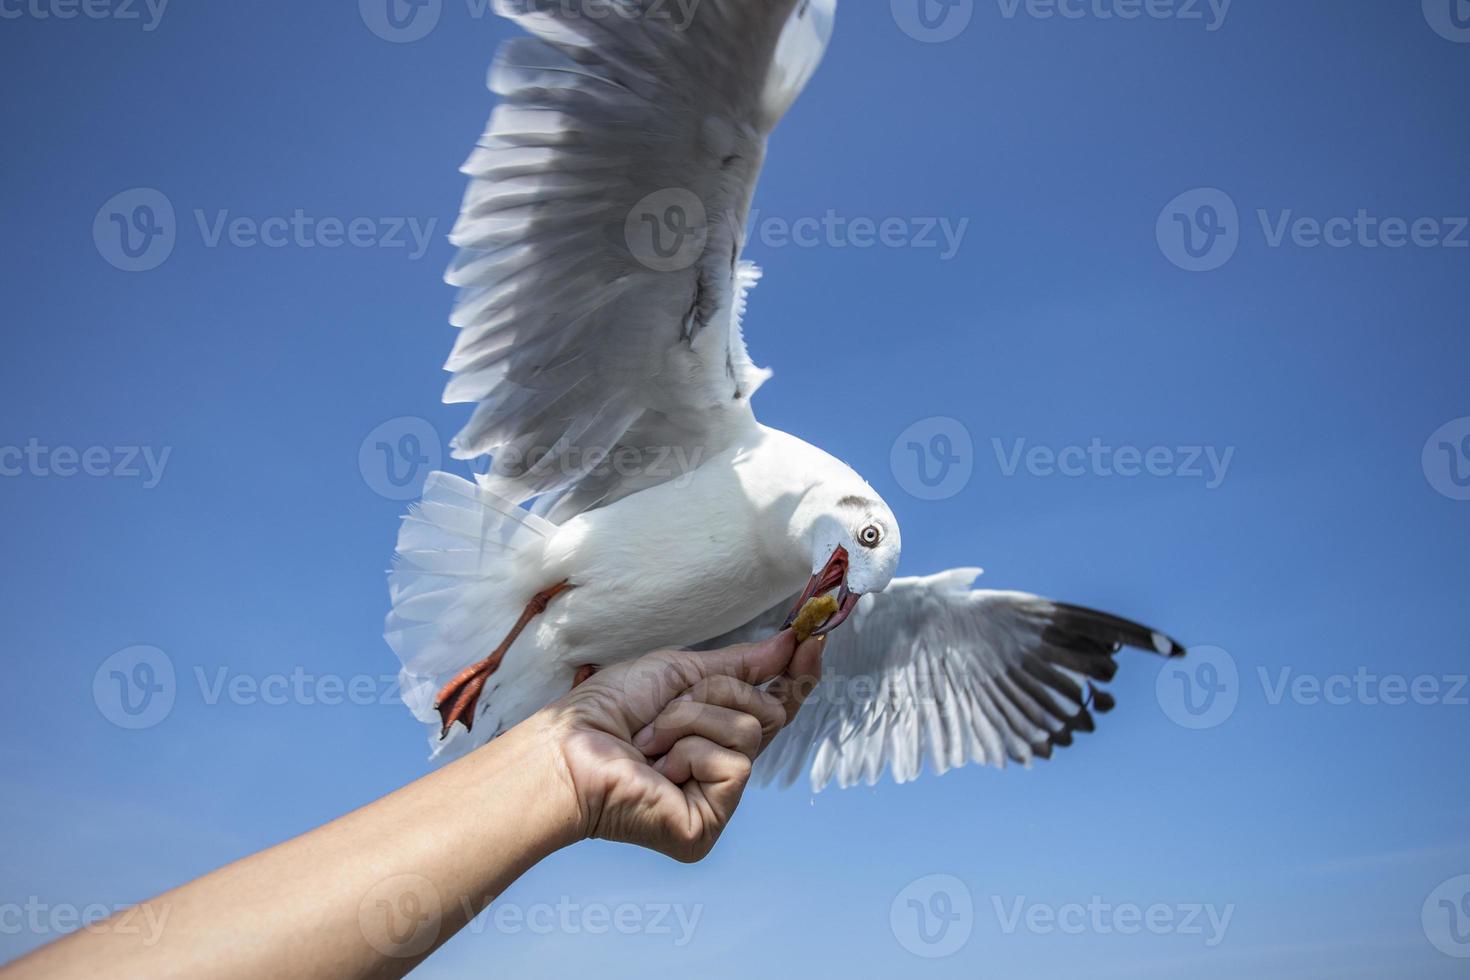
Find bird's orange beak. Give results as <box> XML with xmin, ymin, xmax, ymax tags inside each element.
<box><xmin>783</xmin><ymin>545</ymin><xmax>861</xmax><ymax>637</ymax></box>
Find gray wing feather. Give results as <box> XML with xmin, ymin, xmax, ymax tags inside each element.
<box><xmin>702</xmin><ymin>569</ymin><xmax>1186</xmax><ymax>791</ymax></box>
<box><xmin>445</xmin><ymin>0</ymin><xmax>836</xmax><ymax>510</ymax></box>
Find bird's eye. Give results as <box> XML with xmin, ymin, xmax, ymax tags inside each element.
<box><xmin>858</xmin><ymin>524</ymin><xmax>882</xmax><ymax>548</ymax></box>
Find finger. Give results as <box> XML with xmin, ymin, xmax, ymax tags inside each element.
<box><xmin>647</xmin><ymin>736</ymin><xmax>753</xmax><ymax>862</ymax></box>
<box><xmin>653</xmin><ymin>735</ymin><xmax>752</xmax><ymax>800</ymax></box>
<box><xmin>604</xmin><ymin>632</ymin><xmax>799</xmax><ymax>730</ymax></box>
<box><xmin>766</xmin><ymin>634</ymin><xmax>827</xmax><ymax>724</ymax></box>
<box><xmin>673</xmin><ymin>630</ymin><xmax>800</xmax><ymax>689</ymax></box>
<box><xmin>635</xmin><ymin>678</ymin><xmax>787</xmax><ymax>758</ymax></box>
<box><xmin>637</xmin><ymin>696</ymin><xmax>776</xmax><ymax>758</ymax></box>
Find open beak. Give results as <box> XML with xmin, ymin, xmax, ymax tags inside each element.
<box><xmin>782</xmin><ymin>545</ymin><xmax>862</xmax><ymax>637</ymax></box>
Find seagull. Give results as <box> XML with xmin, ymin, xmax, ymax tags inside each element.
<box><xmin>385</xmin><ymin>0</ymin><xmax>1186</xmax><ymax>788</ymax></box>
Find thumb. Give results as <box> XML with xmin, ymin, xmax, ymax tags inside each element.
<box><xmin>692</xmin><ymin>630</ymin><xmax>799</xmax><ymax>687</ymax></box>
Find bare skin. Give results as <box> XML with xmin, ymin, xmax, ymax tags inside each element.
<box><xmin>2</xmin><ymin>631</ymin><xmax>824</xmax><ymax>980</ymax></box>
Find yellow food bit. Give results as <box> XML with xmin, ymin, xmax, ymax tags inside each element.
<box><xmin>792</xmin><ymin>594</ymin><xmax>840</xmax><ymax>642</ymax></box>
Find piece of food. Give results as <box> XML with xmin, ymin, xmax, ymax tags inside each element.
<box><xmin>792</xmin><ymin>594</ymin><xmax>840</xmax><ymax>643</ymax></box>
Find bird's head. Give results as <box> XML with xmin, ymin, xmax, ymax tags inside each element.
<box><xmin>784</xmin><ymin>490</ymin><xmax>902</xmax><ymax>636</ymax></box>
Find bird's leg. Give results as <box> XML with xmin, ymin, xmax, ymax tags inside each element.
<box><xmin>434</xmin><ymin>580</ymin><xmax>571</xmax><ymax>738</ymax></box>
<box><xmin>572</xmin><ymin>664</ymin><xmax>600</xmax><ymax>688</ymax></box>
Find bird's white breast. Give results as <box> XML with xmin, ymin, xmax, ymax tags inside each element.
<box><xmin>537</xmin><ymin>427</ymin><xmax>832</xmax><ymax>664</ymax></box>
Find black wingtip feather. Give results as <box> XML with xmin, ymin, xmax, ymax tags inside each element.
<box><xmin>1049</xmin><ymin>602</ymin><xmax>1188</xmax><ymax>659</ymax></box>
<box><xmin>1022</xmin><ymin>602</ymin><xmax>1188</xmax><ymax>761</ymax></box>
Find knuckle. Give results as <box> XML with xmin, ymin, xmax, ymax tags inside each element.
<box><xmin>734</xmin><ymin>713</ymin><xmax>762</xmax><ymax>744</ymax></box>
<box><xmin>707</xmin><ymin>675</ymin><xmax>742</xmax><ymax>701</ymax></box>
<box><xmin>661</xmin><ymin>697</ymin><xmax>703</xmax><ymax>728</ymax></box>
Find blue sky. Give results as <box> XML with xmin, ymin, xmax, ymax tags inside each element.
<box><xmin>2</xmin><ymin>1</ymin><xmax>1468</xmax><ymax>976</ymax></box>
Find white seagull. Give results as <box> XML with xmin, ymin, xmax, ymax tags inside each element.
<box><xmin>386</xmin><ymin>0</ymin><xmax>1186</xmax><ymax>789</ymax></box>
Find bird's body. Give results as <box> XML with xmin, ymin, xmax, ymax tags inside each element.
<box><xmin>386</xmin><ymin>0</ymin><xmax>1188</xmax><ymax>786</ymax></box>
<box><xmin>390</xmin><ymin>422</ymin><xmax>897</xmax><ymax>753</ymax></box>
<box><xmin>544</xmin><ymin>425</ymin><xmax>873</xmax><ymax>662</ymax></box>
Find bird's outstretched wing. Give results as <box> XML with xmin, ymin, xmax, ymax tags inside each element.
<box><xmin>702</xmin><ymin>569</ymin><xmax>1186</xmax><ymax>791</ymax></box>
<box><xmin>445</xmin><ymin>0</ymin><xmax>836</xmax><ymax>515</ymax></box>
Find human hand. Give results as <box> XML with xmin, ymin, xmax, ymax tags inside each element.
<box><xmin>537</xmin><ymin>631</ymin><xmax>825</xmax><ymax>862</ymax></box>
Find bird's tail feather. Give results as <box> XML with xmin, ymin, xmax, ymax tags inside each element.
<box><xmin>386</xmin><ymin>471</ymin><xmax>566</xmax><ymax>761</ymax></box>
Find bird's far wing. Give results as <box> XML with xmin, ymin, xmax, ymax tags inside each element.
<box><xmin>445</xmin><ymin>0</ymin><xmax>837</xmax><ymax>513</ymax></box>
<box><xmin>705</xmin><ymin>569</ymin><xmax>1186</xmax><ymax>791</ymax></box>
